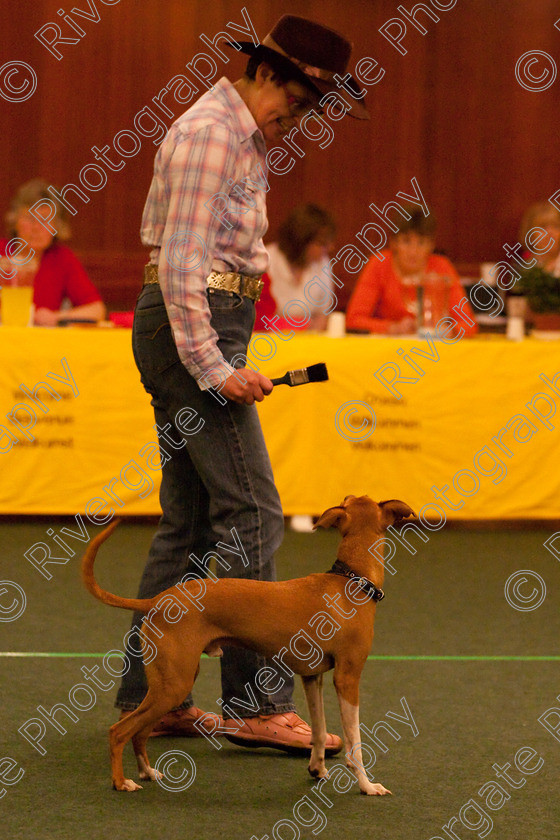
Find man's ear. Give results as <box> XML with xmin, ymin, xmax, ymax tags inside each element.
<box><xmin>379</xmin><ymin>500</ymin><xmax>416</xmax><ymax>530</ymax></box>
<box><xmin>255</xmin><ymin>61</ymin><xmax>275</xmax><ymax>85</ymax></box>
<box><xmin>313</xmin><ymin>507</ymin><xmax>349</xmax><ymax>532</ymax></box>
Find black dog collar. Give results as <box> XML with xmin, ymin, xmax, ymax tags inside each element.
<box><xmin>326</xmin><ymin>559</ymin><xmax>385</xmax><ymax>602</ymax></box>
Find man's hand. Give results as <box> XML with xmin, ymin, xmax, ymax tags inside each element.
<box><xmin>221</xmin><ymin>369</ymin><xmax>274</xmax><ymax>405</ymax></box>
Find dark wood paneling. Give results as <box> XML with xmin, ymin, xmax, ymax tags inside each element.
<box><xmin>74</xmin><ymin>250</ymin><xmax>145</xmax><ymax>310</ymax></box>
<box><xmin>2</xmin><ymin>0</ymin><xmax>559</xmax><ymax>306</ymax></box>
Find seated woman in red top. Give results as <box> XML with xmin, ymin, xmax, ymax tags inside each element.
<box><xmin>346</xmin><ymin>206</ymin><xmax>477</xmax><ymax>336</ymax></box>
<box><xmin>1</xmin><ymin>179</ymin><xmax>105</xmax><ymax>326</ymax></box>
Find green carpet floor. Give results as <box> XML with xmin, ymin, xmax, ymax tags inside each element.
<box><xmin>1</xmin><ymin>522</ymin><xmax>559</xmax><ymax>840</ymax></box>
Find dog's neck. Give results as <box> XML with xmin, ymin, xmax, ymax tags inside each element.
<box><xmin>337</xmin><ymin>531</ymin><xmax>387</xmax><ymax>589</ymax></box>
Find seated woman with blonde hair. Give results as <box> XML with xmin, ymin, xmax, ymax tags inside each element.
<box><xmin>1</xmin><ymin>178</ymin><xmax>105</xmax><ymax>326</ymax></box>
<box><xmin>346</xmin><ymin>206</ymin><xmax>477</xmax><ymax>336</ymax></box>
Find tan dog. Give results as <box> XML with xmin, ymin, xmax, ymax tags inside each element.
<box><xmin>81</xmin><ymin>495</ymin><xmax>415</xmax><ymax>794</ymax></box>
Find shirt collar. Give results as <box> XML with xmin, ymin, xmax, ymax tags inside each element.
<box><xmin>214</xmin><ymin>76</ymin><xmax>261</xmax><ymax>144</ymax></box>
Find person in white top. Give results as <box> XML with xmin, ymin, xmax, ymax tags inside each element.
<box><xmin>265</xmin><ymin>204</ymin><xmax>336</xmax><ymax>330</ymax></box>
<box><xmin>263</xmin><ymin>205</ymin><xmax>336</xmax><ymax>533</ymax></box>
<box><xmin>520</xmin><ymin>202</ymin><xmax>560</xmax><ymax>277</ymax></box>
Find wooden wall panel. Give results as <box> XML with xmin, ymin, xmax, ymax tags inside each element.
<box><xmin>2</xmin><ymin>0</ymin><xmax>559</xmax><ymax>308</ymax></box>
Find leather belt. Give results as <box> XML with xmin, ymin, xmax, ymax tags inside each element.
<box><xmin>143</xmin><ymin>264</ymin><xmax>159</xmax><ymax>285</ymax></box>
<box><xmin>143</xmin><ymin>265</ymin><xmax>264</xmax><ymax>302</ymax></box>
<box><xmin>207</xmin><ymin>270</ymin><xmax>264</xmax><ymax>302</ymax></box>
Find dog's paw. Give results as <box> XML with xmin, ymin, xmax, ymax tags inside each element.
<box><xmin>360</xmin><ymin>782</ymin><xmax>392</xmax><ymax>796</ymax></box>
<box><xmin>308</xmin><ymin>764</ymin><xmax>329</xmax><ymax>780</ymax></box>
<box><xmin>114</xmin><ymin>778</ymin><xmax>143</xmax><ymax>792</ymax></box>
<box><xmin>139</xmin><ymin>767</ymin><xmax>164</xmax><ymax>782</ymax></box>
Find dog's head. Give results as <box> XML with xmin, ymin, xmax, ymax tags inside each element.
<box><xmin>314</xmin><ymin>495</ymin><xmax>416</xmax><ymax>536</ymax></box>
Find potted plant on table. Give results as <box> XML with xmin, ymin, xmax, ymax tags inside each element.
<box><xmin>517</xmin><ymin>265</ymin><xmax>560</xmax><ymax>333</ymax></box>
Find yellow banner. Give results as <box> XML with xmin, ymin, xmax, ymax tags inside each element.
<box><xmin>1</xmin><ymin>326</ymin><xmax>559</xmax><ymax>519</ymax></box>
<box><xmin>255</xmin><ymin>333</ymin><xmax>560</xmax><ymax>519</ymax></box>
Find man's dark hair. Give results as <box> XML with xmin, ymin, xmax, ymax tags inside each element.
<box><xmin>277</xmin><ymin>204</ymin><xmax>336</xmax><ymax>266</ymax></box>
<box><xmin>245</xmin><ymin>54</ymin><xmax>293</xmax><ymax>83</ymax></box>
<box><xmin>393</xmin><ymin>205</ymin><xmax>436</xmax><ymax>237</ymax></box>
<box><xmin>244</xmin><ymin>52</ymin><xmax>321</xmax><ymax>100</ymax></box>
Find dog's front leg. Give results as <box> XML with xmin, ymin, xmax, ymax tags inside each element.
<box><xmin>334</xmin><ymin>662</ymin><xmax>391</xmax><ymax>796</ymax></box>
<box><xmin>301</xmin><ymin>674</ymin><xmax>328</xmax><ymax>779</ymax></box>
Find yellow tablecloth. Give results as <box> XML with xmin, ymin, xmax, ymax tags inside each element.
<box><xmin>1</xmin><ymin>326</ymin><xmax>559</xmax><ymax>518</ymax></box>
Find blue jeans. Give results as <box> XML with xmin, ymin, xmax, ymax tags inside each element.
<box><xmin>115</xmin><ymin>282</ymin><xmax>295</xmax><ymax>717</ymax></box>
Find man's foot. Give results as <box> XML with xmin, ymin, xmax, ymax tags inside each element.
<box><xmin>224</xmin><ymin>712</ymin><xmax>343</xmax><ymax>756</ymax></box>
<box><xmin>118</xmin><ymin>706</ymin><xmax>224</xmax><ymax>738</ymax></box>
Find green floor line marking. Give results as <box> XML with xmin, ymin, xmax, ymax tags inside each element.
<box><xmin>0</xmin><ymin>652</ymin><xmax>103</xmax><ymax>658</ymax></box>
<box><xmin>1</xmin><ymin>653</ymin><xmax>559</xmax><ymax>661</ymax></box>
<box><xmin>366</xmin><ymin>655</ymin><xmax>560</xmax><ymax>661</ymax></box>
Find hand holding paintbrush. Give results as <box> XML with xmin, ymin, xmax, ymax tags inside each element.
<box><xmin>271</xmin><ymin>362</ymin><xmax>329</xmax><ymax>388</ymax></box>
<box><xmin>220</xmin><ymin>362</ymin><xmax>329</xmax><ymax>405</ymax></box>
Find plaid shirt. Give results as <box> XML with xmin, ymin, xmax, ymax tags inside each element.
<box><xmin>141</xmin><ymin>77</ymin><xmax>269</xmax><ymax>388</ymax></box>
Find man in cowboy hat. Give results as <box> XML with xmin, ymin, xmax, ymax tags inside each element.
<box><xmin>115</xmin><ymin>14</ymin><xmax>368</xmax><ymax>754</ymax></box>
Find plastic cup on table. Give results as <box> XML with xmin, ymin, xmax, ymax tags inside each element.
<box><xmin>417</xmin><ymin>274</ymin><xmax>450</xmax><ymax>337</ymax></box>
<box><xmin>1</xmin><ymin>282</ymin><xmax>34</xmax><ymax>326</ymax></box>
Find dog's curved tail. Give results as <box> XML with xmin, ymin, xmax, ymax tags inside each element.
<box><xmin>81</xmin><ymin>520</ymin><xmax>152</xmax><ymax>613</ymax></box>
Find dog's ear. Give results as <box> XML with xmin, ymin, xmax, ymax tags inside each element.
<box><xmin>313</xmin><ymin>507</ymin><xmax>349</xmax><ymax>532</ymax></box>
<box><xmin>379</xmin><ymin>500</ymin><xmax>416</xmax><ymax>529</ymax></box>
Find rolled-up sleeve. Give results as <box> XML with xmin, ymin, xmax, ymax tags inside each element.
<box><xmin>158</xmin><ymin>124</ymin><xmax>239</xmax><ymax>388</ymax></box>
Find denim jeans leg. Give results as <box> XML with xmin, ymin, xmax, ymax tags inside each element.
<box><xmin>115</xmin><ymin>403</ymin><xmax>213</xmax><ymax>710</ymax></box>
<box><xmin>116</xmin><ymin>283</ymin><xmax>295</xmax><ymax>717</ymax></box>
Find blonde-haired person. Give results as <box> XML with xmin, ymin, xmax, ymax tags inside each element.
<box><xmin>519</xmin><ymin>202</ymin><xmax>560</xmax><ymax>276</ymax></box>
<box><xmin>1</xmin><ymin>179</ymin><xmax>105</xmax><ymax>326</ymax></box>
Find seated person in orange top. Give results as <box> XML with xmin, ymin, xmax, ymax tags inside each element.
<box><xmin>346</xmin><ymin>207</ymin><xmax>477</xmax><ymax>336</ymax></box>
<box><xmin>1</xmin><ymin>179</ymin><xmax>105</xmax><ymax>326</ymax></box>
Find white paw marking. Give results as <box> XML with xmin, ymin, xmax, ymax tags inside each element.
<box><xmin>119</xmin><ymin>778</ymin><xmax>143</xmax><ymax>792</ymax></box>
<box><xmin>361</xmin><ymin>782</ymin><xmax>392</xmax><ymax>796</ymax></box>
<box><xmin>139</xmin><ymin>768</ymin><xmax>164</xmax><ymax>782</ymax></box>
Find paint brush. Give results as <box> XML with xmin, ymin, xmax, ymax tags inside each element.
<box><xmin>271</xmin><ymin>362</ymin><xmax>329</xmax><ymax>388</ymax></box>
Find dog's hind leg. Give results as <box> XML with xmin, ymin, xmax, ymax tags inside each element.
<box><xmin>110</xmin><ymin>669</ymin><xmax>197</xmax><ymax>791</ymax></box>
<box><xmin>132</xmin><ymin>721</ymin><xmax>163</xmax><ymax>783</ymax></box>
<box><xmin>130</xmin><ymin>653</ymin><xmax>204</xmax><ymax>785</ymax></box>
<box><xmin>110</xmin><ymin>706</ymin><xmax>154</xmax><ymax>792</ymax></box>
<box><xmin>301</xmin><ymin>674</ymin><xmax>328</xmax><ymax>779</ymax></box>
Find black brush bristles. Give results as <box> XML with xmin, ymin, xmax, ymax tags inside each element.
<box><xmin>305</xmin><ymin>362</ymin><xmax>329</xmax><ymax>383</ymax></box>
<box><xmin>271</xmin><ymin>362</ymin><xmax>329</xmax><ymax>388</ymax></box>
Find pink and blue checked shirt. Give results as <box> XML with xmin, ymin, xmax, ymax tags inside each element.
<box><xmin>141</xmin><ymin>77</ymin><xmax>270</xmax><ymax>388</ymax></box>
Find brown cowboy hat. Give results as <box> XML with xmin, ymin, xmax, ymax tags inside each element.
<box><xmin>227</xmin><ymin>14</ymin><xmax>369</xmax><ymax>120</ymax></box>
